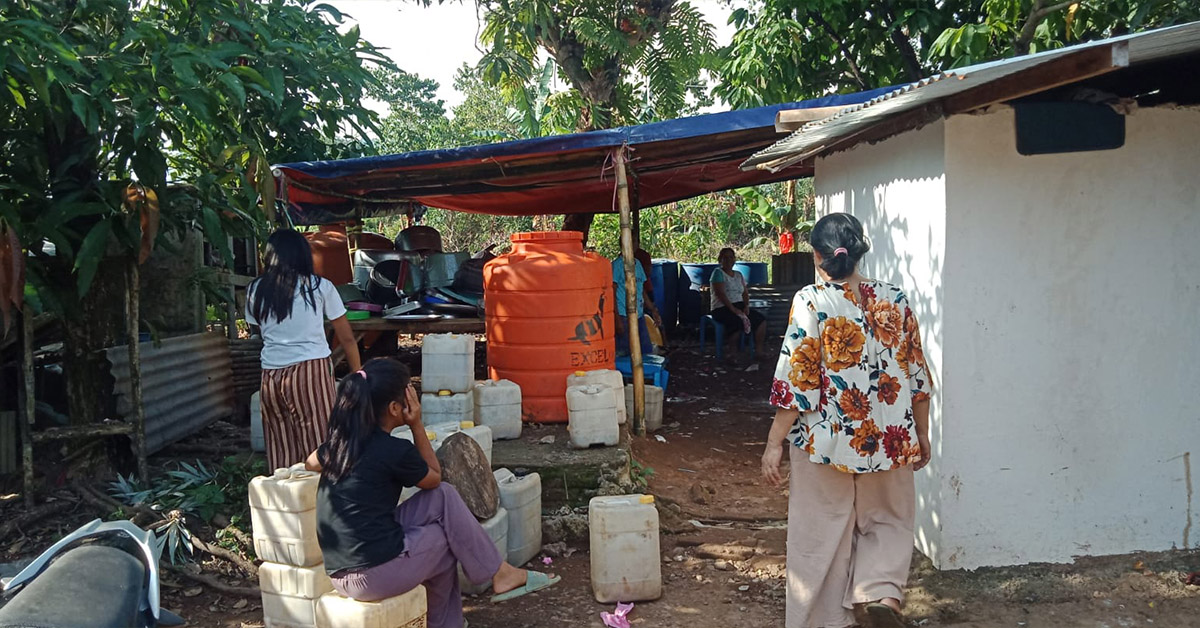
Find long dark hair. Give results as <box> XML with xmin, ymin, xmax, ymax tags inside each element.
<box><xmin>319</xmin><ymin>358</ymin><xmax>412</xmax><ymax>483</ymax></box>
<box><xmin>809</xmin><ymin>213</ymin><xmax>870</xmax><ymax>280</ymax></box>
<box><xmin>249</xmin><ymin>229</ymin><xmax>319</xmax><ymax>325</ymax></box>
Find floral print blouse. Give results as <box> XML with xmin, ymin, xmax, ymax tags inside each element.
<box><xmin>770</xmin><ymin>280</ymin><xmax>931</xmax><ymax>473</ymax></box>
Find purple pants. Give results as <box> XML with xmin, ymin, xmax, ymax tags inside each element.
<box><xmin>330</xmin><ymin>484</ymin><xmax>504</xmax><ymax>628</ymax></box>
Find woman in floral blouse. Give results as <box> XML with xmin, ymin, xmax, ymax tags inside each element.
<box><xmin>762</xmin><ymin>213</ymin><xmax>932</xmax><ymax>628</ymax></box>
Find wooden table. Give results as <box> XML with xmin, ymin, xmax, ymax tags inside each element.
<box><xmin>346</xmin><ymin>316</ymin><xmax>485</xmax><ymax>335</ymax></box>
<box><xmin>330</xmin><ymin>316</ymin><xmax>486</xmax><ymax>367</ymax></box>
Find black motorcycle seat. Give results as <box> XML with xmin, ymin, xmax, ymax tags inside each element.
<box><xmin>0</xmin><ymin>544</ymin><xmax>145</xmax><ymax>628</ymax></box>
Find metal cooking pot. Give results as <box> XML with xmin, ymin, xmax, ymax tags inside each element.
<box><xmin>394</xmin><ymin>226</ymin><xmax>443</xmax><ymax>253</ymax></box>
<box><xmin>367</xmin><ymin>259</ymin><xmax>423</xmax><ymax>307</ymax></box>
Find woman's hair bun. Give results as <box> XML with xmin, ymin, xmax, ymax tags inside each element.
<box><xmin>809</xmin><ymin>213</ymin><xmax>868</xmax><ymax>280</ymax></box>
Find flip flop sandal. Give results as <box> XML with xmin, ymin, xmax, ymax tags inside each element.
<box><xmin>489</xmin><ymin>571</ymin><xmax>561</xmax><ymax>603</ymax></box>
<box><xmin>865</xmin><ymin>602</ymin><xmax>906</xmax><ymax>628</ymax></box>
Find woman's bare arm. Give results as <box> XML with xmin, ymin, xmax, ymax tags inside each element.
<box><xmin>329</xmin><ymin>315</ymin><xmax>362</xmax><ymax>372</ymax></box>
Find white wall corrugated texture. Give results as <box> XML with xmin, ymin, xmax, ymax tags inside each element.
<box><xmin>812</xmin><ymin>106</ymin><xmax>1200</xmax><ymax>569</ymax></box>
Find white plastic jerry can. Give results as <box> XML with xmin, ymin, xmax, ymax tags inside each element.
<box><xmin>426</xmin><ymin>421</ymin><xmax>463</xmax><ymax>446</ymax></box>
<box><xmin>473</xmin><ymin>379</ymin><xmax>523</xmax><ymax>440</ymax></box>
<box><xmin>589</xmin><ymin>494</ymin><xmax>662</xmax><ymax>603</ymax></box>
<box><xmin>250</xmin><ymin>391</ymin><xmax>266</xmax><ymax>453</ymax></box>
<box><xmin>259</xmin><ymin>562</ymin><xmax>334</xmax><ymax>628</ymax></box>
<box><xmin>421</xmin><ymin>390</ymin><xmax>474</xmax><ymax>426</ymax></box>
<box><xmin>624</xmin><ymin>384</ymin><xmax>665</xmax><ymax>432</ymax></box>
<box><xmin>493</xmin><ymin>468</ymin><xmax>543</xmax><ymax>567</ymax></box>
<box><xmin>390</xmin><ymin>426</ymin><xmax>440</xmax><ymax>450</ymax></box>
<box><xmin>316</xmin><ymin>585</ymin><xmax>427</xmax><ymax>628</ymax></box>
<box><xmin>248</xmin><ymin>467</ymin><xmax>322</xmax><ymax>567</ymax></box>
<box><xmin>566</xmin><ymin>370</ymin><xmax>626</xmax><ymax>425</ymax></box>
<box><xmin>458</xmin><ymin>421</ymin><xmax>493</xmax><ymax>465</ymax></box>
<box><xmin>566</xmin><ymin>384</ymin><xmax>619</xmax><ymax>449</ymax></box>
<box><xmin>421</xmin><ymin>333</ymin><xmax>475</xmax><ymax>394</ymax></box>
<box><xmin>459</xmin><ymin>507</ymin><xmax>509</xmax><ymax>595</ymax></box>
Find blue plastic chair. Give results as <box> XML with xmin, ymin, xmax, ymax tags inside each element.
<box><xmin>699</xmin><ymin>314</ymin><xmax>755</xmax><ymax>359</ymax></box>
<box><xmin>615</xmin><ymin>354</ymin><xmax>669</xmax><ymax>395</ymax></box>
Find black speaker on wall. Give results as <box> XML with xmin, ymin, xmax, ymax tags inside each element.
<box><xmin>1014</xmin><ymin>101</ymin><xmax>1126</xmax><ymax>156</ymax></box>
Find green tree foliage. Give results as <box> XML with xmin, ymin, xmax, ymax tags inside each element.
<box><xmin>717</xmin><ymin>1</ymin><xmax>970</xmax><ymax>107</ymax></box>
<box><xmin>370</xmin><ymin>66</ymin><xmax>454</xmax><ymax>154</ymax></box>
<box><xmin>589</xmin><ymin>191</ymin><xmax>777</xmax><ymax>264</ymax></box>
<box><xmin>718</xmin><ymin>0</ymin><xmax>1199</xmax><ymax>108</ymax></box>
<box><xmin>478</xmin><ymin>0</ymin><xmax>718</xmax><ymax>131</ymax></box>
<box><xmin>2</xmin><ymin>0</ymin><xmax>384</xmax><ymax>299</ymax></box>
<box><xmin>474</xmin><ymin>0</ymin><xmax>718</xmax><ymax>240</ymax></box>
<box><xmin>1</xmin><ymin>0</ymin><xmax>385</xmax><ymax>424</ymax></box>
<box><xmin>370</xmin><ymin>64</ymin><xmax>530</xmax><ymax>153</ymax></box>
<box><xmin>930</xmin><ymin>0</ymin><xmax>1200</xmax><ymax>67</ymax></box>
<box><xmin>366</xmin><ymin>65</ymin><xmax>531</xmax><ymax>252</ymax></box>
<box><xmin>450</xmin><ymin>65</ymin><xmax>524</xmax><ymax>144</ymax></box>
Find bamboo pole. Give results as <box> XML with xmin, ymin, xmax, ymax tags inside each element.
<box><xmin>127</xmin><ymin>260</ymin><xmax>148</xmax><ymax>483</ymax></box>
<box><xmin>20</xmin><ymin>305</ymin><xmax>35</xmax><ymax>507</ymax></box>
<box><xmin>225</xmin><ymin>237</ymin><xmax>237</xmax><ymax>341</ymax></box>
<box><xmin>614</xmin><ymin>147</ymin><xmax>645</xmax><ymax>436</ymax></box>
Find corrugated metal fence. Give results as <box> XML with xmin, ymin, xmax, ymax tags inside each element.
<box><xmin>106</xmin><ymin>332</ymin><xmax>234</xmax><ymax>454</ymax></box>
<box><xmin>230</xmin><ymin>338</ymin><xmax>262</xmax><ymax>402</ymax></box>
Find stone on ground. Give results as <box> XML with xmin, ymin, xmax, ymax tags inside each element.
<box><xmin>436</xmin><ymin>433</ymin><xmax>498</xmax><ymax>520</ymax></box>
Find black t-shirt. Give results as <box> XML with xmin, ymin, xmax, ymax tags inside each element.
<box><xmin>316</xmin><ymin>430</ymin><xmax>429</xmax><ymax>574</ymax></box>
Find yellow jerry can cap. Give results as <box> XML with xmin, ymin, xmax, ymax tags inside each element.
<box><xmin>425</xmin><ymin>430</ymin><xmax>437</xmax><ymax>440</ymax></box>
<box><xmin>460</xmin><ymin>421</ymin><xmax>475</xmax><ymax>429</ymax></box>
<box><xmin>438</xmin><ymin>390</ymin><xmax>452</xmax><ymax>396</ymax></box>
<box><xmin>575</xmin><ymin>370</ymin><xmax>587</xmax><ymax>377</ymax></box>
<box><xmin>639</xmin><ymin>495</ymin><xmax>655</xmax><ymax>504</ymax></box>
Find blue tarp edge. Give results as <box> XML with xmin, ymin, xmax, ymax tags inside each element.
<box><xmin>273</xmin><ymin>88</ymin><xmax>897</xmax><ymax>180</ymax></box>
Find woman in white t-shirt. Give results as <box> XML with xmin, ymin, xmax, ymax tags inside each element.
<box><xmin>246</xmin><ymin>229</ymin><xmax>362</xmax><ymax>470</ymax></box>
<box><xmin>710</xmin><ymin>247</ymin><xmax>767</xmax><ymax>360</ymax></box>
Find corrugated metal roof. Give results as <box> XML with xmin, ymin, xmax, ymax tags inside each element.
<box><xmin>107</xmin><ymin>332</ymin><xmax>234</xmax><ymax>454</ymax></box>
<box><xmin>742</xmin><ymin>21</ymin><xmax>1200</xmax><ymax>172</ymax></box>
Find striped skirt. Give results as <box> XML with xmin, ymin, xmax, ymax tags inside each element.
<box><xmin>259</xmin><ymin>358</ymin><xmax>336</xmax><ymax>471</ymax></box>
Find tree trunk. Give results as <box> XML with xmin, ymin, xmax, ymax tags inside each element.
<box><xmin>808</xmin><ymin>11</ymin><xmax>870</xmax><ymax>91</ymax></box>
<box><xmin>57</xmin><ymin>258</ymin><xmax>127</xmax><ymax>425</ymax></box>
<box><xmin>880</xmin><ymin>1</ymin><xmax>925</xmax><ymax>82</ymax></box>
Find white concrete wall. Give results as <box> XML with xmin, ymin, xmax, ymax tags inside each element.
<box><xmin>940</xmin><ymin>107</ymin><xmax>1200</xmax><ymax>568</ymax></box>
<box><xmin>813</xmin><ymin>106</ymin><xmax>1200</xmax><ymax>570</ymax></box>
<box><xmin>815</xmin><ymin>121</ymin><xmax>950</xmax><ymax>566</ymax></box>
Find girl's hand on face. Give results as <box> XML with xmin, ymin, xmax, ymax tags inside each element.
<box><xmin>402</xmin><ymin>384</ymin><xmax>423</xmax><ymax>427</ymax></box>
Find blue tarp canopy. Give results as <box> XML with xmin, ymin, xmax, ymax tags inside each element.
<box><xmin>273</xmin><ymin>88</ymin><xmax>894</xmax><ymax>225</ymax></box>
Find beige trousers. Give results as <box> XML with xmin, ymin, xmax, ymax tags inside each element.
<box><xmin>786</xmin><ymin>450</ymin><xmax>915</xmax><ymax>628</ymax></box>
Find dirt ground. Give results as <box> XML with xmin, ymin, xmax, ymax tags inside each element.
<box><xmin>4</xmin><ymin>336</ymin><xmax>1199</xmax><ymax>628</ymax></box>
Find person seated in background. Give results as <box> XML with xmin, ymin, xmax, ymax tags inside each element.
<box><xmin>710</xmin><ymin>247</ymin><xmax>767</xmax><ymax>360</ymax></box>
<box><xmin>612</xmin><ymin>249</ymin><xmax>663</xmax><ymax>357</ymax></box>
<box><xmin>634</xmin><ymin>247</ymin><xmax>668</xmax><ymax>350</ymax></box>
<box><xmin>305</xmin><ymin>358</ymin><xmax>558</xmax><ymax>628</ymax></box>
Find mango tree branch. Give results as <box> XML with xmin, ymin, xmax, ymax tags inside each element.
<box><xmin>880</xmin><ymin>0</ymin><xmax>925</xmax><ymax>82</ymax></box>
<box><xmin>808</xmin><ymin>11</ymin><xmax>869</xmax><ymax>90</ymax></box>
<box><xmin>1016</xmin><ymin>0</ymin><xmax>1078</xmax><ymax>56</ymax></box>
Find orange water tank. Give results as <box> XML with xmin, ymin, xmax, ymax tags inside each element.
<box><xmin>485</xmin><ymin>231</ymin><xmax>614</xmax><ymax>423</ymax></box>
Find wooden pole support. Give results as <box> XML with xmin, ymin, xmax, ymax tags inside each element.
<box><xmin>127</xmin><ymin>260</ymin><xmax>148</xmax><ymax>483</ymax></box>
<box><xmin>614</xmin><ymin>147</ymin><xmax>646</xmax><ymax>436</ymax></box>
<box><xmin>20</xmin><ymin>305</ymin><xmax>35</xmax><ymax>507</ymax></box>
